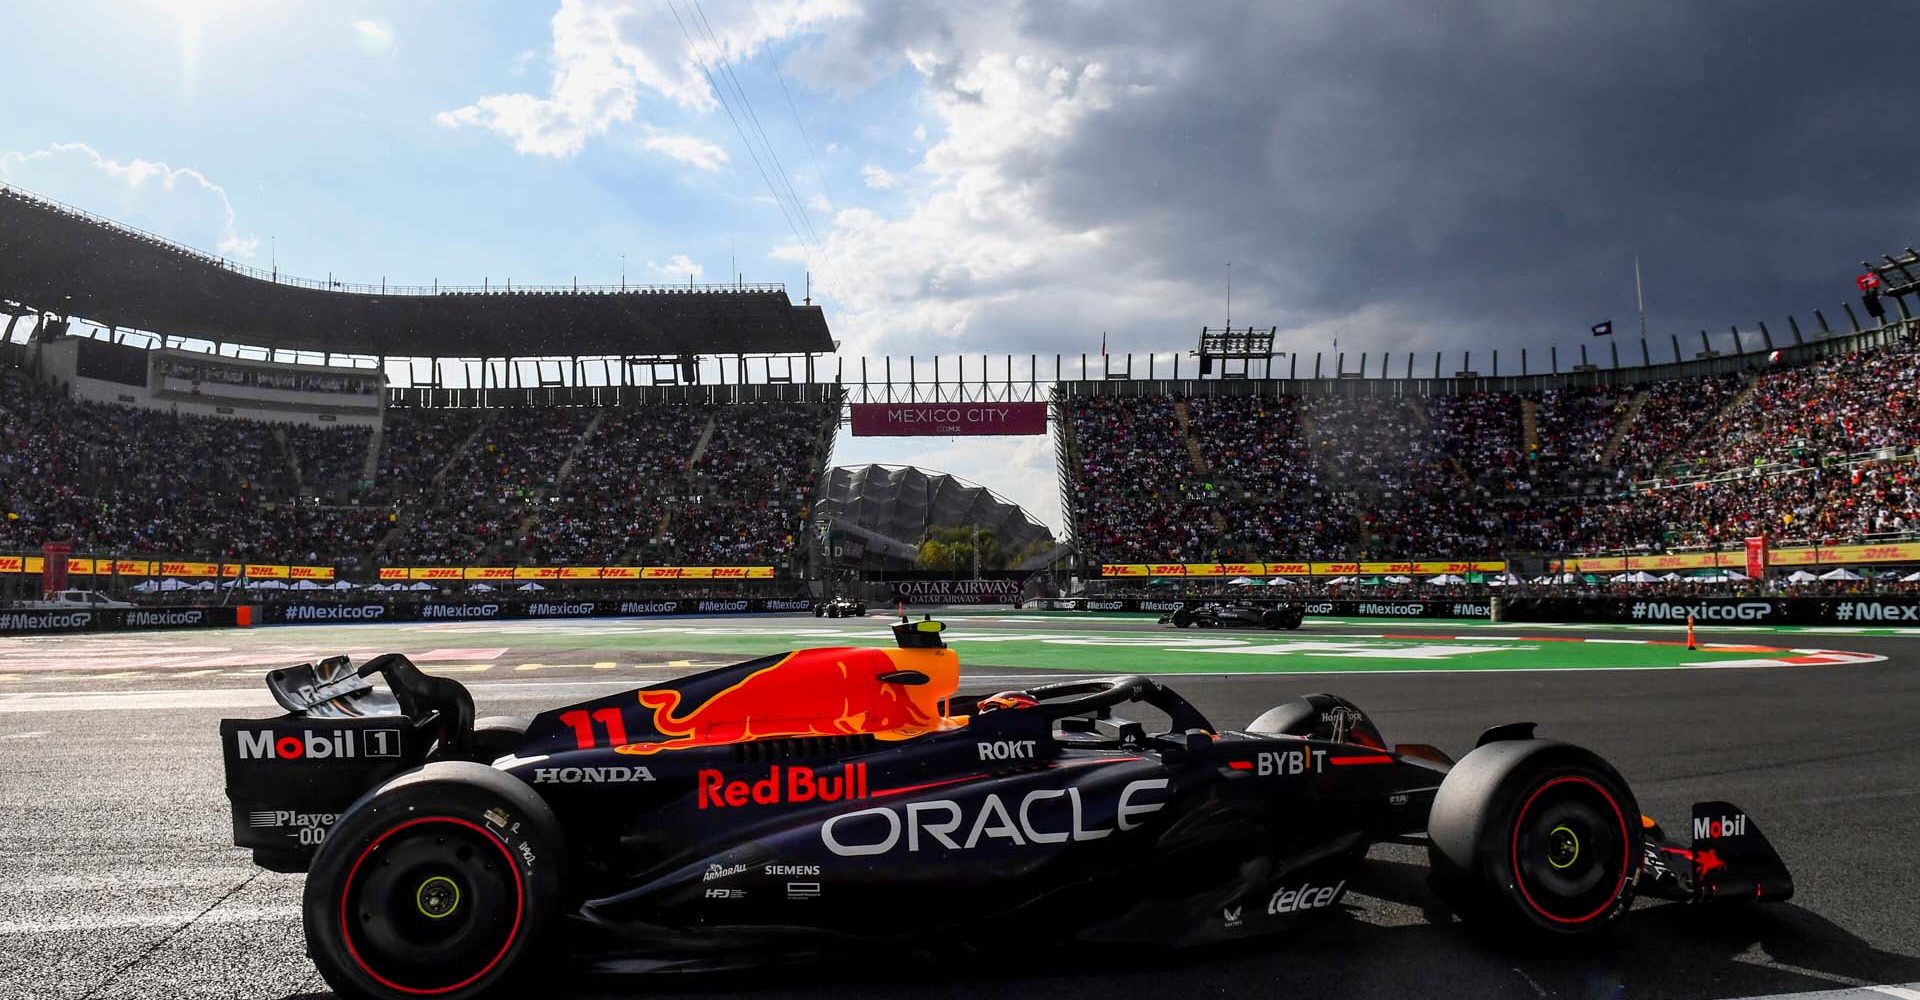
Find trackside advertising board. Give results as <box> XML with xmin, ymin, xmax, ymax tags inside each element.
<box><xmin>257</xmin><ymin>597</ymin><xmax>816</xmax><ymax>625</ymax></box>
<box><xmin>1500</xmin><ymin>597</ymin><xmax>1920</xmax><ymax>626</ymax></box>
<box><xmin>0</xmin><ymin>606</ymin><xmax>245</xmax><ymax>635</ymax></box>
<box><xmin>850</xmin><ymin>402</ymin><xmax>1048</xmax><ymax>437</ymax></box>
<box><xmin>1031</xmin><ymin>596</ymin><xmax>1920</xmax><ymax>624</ymax></box>
<box><xmin>0</xmin><ymin>598</ymin><xmax>817</xmax><ymax>634</ymax></box>
<box><xmin>1028</xmin><ymin>598</ymin><xmax>1492</xmax><ymax>618</ymax></box>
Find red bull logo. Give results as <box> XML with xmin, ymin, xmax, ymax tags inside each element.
<box><xmin>696</xmin><ymin>764</ymin><xmax>869</xmax><ymax>809</ymax></box>
<box><xmin>615</xmin><ymin>647</ymin><xmax>961</xmax><ymax>755</ymax></box>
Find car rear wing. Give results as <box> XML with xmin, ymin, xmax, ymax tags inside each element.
<box><xmin>219</xmin><ymin>654</ymin><xmax>473</xmax><ymax>872</ymax></box>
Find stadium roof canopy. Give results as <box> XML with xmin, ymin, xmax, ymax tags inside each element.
<box><xmin>0</xmin><ymin>185</ymin><xmax>832</xmax><ymax>358</ymax></box>
<box><xmin>815</xmin><ymin>464</ymin><xmax>1054</xmax><ymax>556</ymax></box>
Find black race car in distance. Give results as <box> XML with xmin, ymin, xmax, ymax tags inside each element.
<box><xmin>1160</xmin><ymin>601</ymin><xmax>1305</xmax><ymax>630</ymax></box>
<box><xmin>219</xmin><ymin>619</ymin><xmax>1792</xmax><ymax>1000</ymax></box>
<box><xmin>813</xmin><ymin>595</ymin><xmax>867</xmax><ymax>618</ymax></box>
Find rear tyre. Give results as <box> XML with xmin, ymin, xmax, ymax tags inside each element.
<box><xmin>1427</xmin><ymin>739</ymin><xmax>1639</xmax><ymax>940</ymax></box>
<box><xmin>471</xmin><ymin>716</ymin><xmax>530</xmax><ymax>762</ymax></box>
<box><xmin>1170</xmin><ymin>609</ymin><xmax>1194</xmax><ymax>628</ymax></box>
<box><xmin>304</xmin><ymin>762</ymin><xmax>563</xmax><ymax>1000</ymax></box>
<box><xmin>1260</xmin><ymin>609</ymin><xmax>1286</xmax><ymax>629</ymax></box>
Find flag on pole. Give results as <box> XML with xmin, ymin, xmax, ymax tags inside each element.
<box><xmin>1591</xmin><ymin>320</ymin><xmax>1614</xmax><ymax>337</ymax></box>
<box><xmin>1100</xmin><ymin>332</ymin><xmax>1107</xmax><ymax>356</ymax></box>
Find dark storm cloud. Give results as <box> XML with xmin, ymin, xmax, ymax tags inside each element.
<box><xmin>840</xmin><ymin>1</ymin><xmax>1917</xmax><ymax>361</ymax></box>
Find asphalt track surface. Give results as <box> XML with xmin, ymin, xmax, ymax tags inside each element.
<box><xmin>2</xmin><ymin>612</ymin><xmax>1919</xmax><ymax>1000</ymax></box>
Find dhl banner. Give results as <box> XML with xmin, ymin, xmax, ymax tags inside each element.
<box><xmin>1101</xmin><ymin>564</ymin><xmax>1148</xmax><ymax>577</ymax></box>
<box><xmin>1310</xmin><ymin>563</ymin><xmax>1360</xmax><ymax>576</ymax></box>
<box><xmin>464</xmin><ymin>567</ymin><xmax>516</xmax><ymax>580</ymax></box>
<box><xmin>643</xmin><ymin>567</ymin><xmax>711</xmax><ymax>580</ymax></box>
<box><xmin>1181</xmin><ymin>563</ymin><xmax>1268</xmax><ymax>577</ymax></box>
<box><xmin>1558</xmin><ymin>541</ymin><xmax>1920</xmax><ymax>573</ymax></box>
<box><xmin>558</xmin><ymin>567</ymin><xmax>604</xmax><ymax>580</ymax></box>
<box><xmin>1265</xmin><ymin>562</ymin><xmax>1310</xmax><ymax>575</ymax></box>
<box><xmin>218</xmin><ymin>564</ymin><xmax>292</xmax><ymax>579</ymax></box>
<box><xmin>409</xmin><ymin>567</ymin><xmax>465</xmax><ymax>581</ymax></box>
<box><xmin>514</xmin><ymin>567</ymin><xmax>563</xmax><ymax>580</ymax></box>
<box><xmin>379</xmin><ymin>567</ymin><xmax>407</xmax><ymax>581</ymax></box>
<box><xmin>20</xmin><ymin>559</ymin><xmax>329</xmax><ymax>581</ymax></box>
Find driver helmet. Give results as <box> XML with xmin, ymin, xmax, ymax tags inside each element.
<box><xmin>978</xmin><ymin>690</ymin><xmax>1039</xmax><ymax>713</ymax></box>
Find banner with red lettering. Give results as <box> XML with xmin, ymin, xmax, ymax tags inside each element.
<box><xmin>850</xmin><ymin>402</ymin><xmax>1047</xmax><ymax>437</ymax></box>
<box><xmin>1745</xmin><ymin>536</ymin><xmax>1768</xmax><ymax>580</ymax></box>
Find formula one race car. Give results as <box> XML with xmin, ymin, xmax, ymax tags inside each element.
<box><xmin>1160</xmin><ymin>601</ymin><xmax>1306</xmax><ymax>630</ymax></box>
<box><xmin>813</xmin><ymin>595</ymin><xmax>866</xmax><ymax>618</ymax></box>
<box><xmin>220</xmin><ymin>620</ymin><xmax>1792</xmax><ymax>1000</ymax></box>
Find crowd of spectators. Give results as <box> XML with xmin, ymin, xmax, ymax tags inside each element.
<box><xmin>1705</xmin><ymin>341</ymin><xmax>1920</xmax><ymax>469</ymax></box>
<box><xmin>2</xmin><ymin>371</ymin><xmax>838</xmax><ymax>570</ymax></box>
<box><xmin>1064</xmin><ymin>395</ymin><xmax>1225</xmax><ymax>562</ymax></box>
<box><xmin>1608</xmin><ymin>372</ymin><xmax>1746</xmax><ymax>475</ymax></box>
<box><xmin>1062</xmin><ymin>336</ymin><xmax>1920</xmax><ymax>565</ymax></box>
<box><xmin>0</xmin><ymin>370</ymin><xmax>391</xmax><ymax>564</ymax></box>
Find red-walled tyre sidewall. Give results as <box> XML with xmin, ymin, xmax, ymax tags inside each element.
<box><xmin>303</xmin><ymin>762</ymin><xmax>563</xmax><ymax>1000</ymax></box>
<box><xmin>1427</xmin><ymin>739</ymin><xmax>1640</xmax><ymax>939</ymax></box>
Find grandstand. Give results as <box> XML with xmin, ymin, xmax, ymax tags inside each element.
<box><xmin>3</xmin><ymin>183</ymin><xmax>1918</xmax><ymax>602</ymax></box>
<box><xmin>1056</xmin><ymin>331</ymin><xmax>1919</xmax><ymax>572</ymax></box>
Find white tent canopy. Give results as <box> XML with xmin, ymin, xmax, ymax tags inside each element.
<box><xmin>251</xmin><ymin>579</ymin><xmax>290</xmax><ymax>590</ymax></box>
<box><xmin>1227</xmin><ymin>577</ymin><xmax>1257</xmax><ymax>586</ymax></box>
<box><xmin>1427</xmin><ymin>574</ymin><xmax>1466</xmax><ymax>585</ymax></box>
<box><xmin>1385</xmin><ymin>575</ymin><xmax>1412</xmax><ymax>584</ymax></box>
<box><xmin>328</xmin><ymin>580</ymin><xmax>357</xmax><ymax>590</ymax></box>
<box><xmin>193</xmin><ymin>580</ymin><xmax>216</xmax><ymax>591</ymax></box>
<box><xmin>1819</xmin><ymin>567</ymin><xmax>1864</xmax><ymax>581</ymax></box>
<box><xmin>158</xmin><ymin>578</ymin><xmax>192</xmax><ymax>591</ymax></box>
<box><xmin>469</xmin><ymin>583</ymin><xmax>496</xmax><ymax>592</ymax></box>
<box><xmin>517</xmin><ymin>582</ymin><xmax>547</xmax><ymax>592</ymax></box>
<box><xmin>1658</xmin><ymin>572</ymin><xmax>1684</xmax><ymax>581</ymax></box>
<box><xmin>131</xmin><ymin>580</ymin><xmax>159</xmax><ymax>593</ymax></box>
<box><xmin>1902</xmin><ymin>571</ymin><xmax>1920</xmax><ymax>583</ymax></box>
<box><xmin>407</xmin><ymin>582</ymin><xmax>435</xmax><ymax>592</ymax></box>
<box><xmin>1785</xmin><ymin>570</ymin><xmax>1820</xmax><ymax>583</ymax></box>
<box><xmin>1265</xmin><ymin>577</ymin><xmax>1295</xmax><ymax>587</ymax></box>
<box><xmin>292</xmin><ymin>580</ymin><xmax>322</xmax><ymax>590</ymax></box>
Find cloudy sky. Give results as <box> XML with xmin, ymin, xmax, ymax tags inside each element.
<box><xmin>3</xmin><ymin>1</ymin><xmax>1913</xmax><ymax>531</ymax></box>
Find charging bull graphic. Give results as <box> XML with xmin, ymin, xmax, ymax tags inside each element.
<box><xmin>614</xmin><ymin>646</ymin><xmax>962</xmax><ymax>755</ymax></box>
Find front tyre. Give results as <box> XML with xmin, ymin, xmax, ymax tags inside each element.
<box><xmin>1427</xmin><ymin>739</ymin><xmax>1639</xmax><ymax>940</ymax></box>
<box><xmin>304</xmin><ymin>763</ymin><xmax>563</xmax><ymax>1000</ymax></box>
<box><xmin>1170</xmin><ymin>609</ymin><xmax>1194</xmax><ymax>628</ymax></box>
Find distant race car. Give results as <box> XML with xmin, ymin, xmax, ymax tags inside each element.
<box><xmin>1160</xmin><ymin>601</ymin><xmax>1305</xmax><ymax>630</ymax></box>
<box><xmin>813</xmin><ymin>595</ymin><xmax>866</xmax><ymax>618</ymax></box>
<box><xmin>220</xmin><ymin>620</ymin><xmax>1792</xmax><ymax>1000</ymax></box>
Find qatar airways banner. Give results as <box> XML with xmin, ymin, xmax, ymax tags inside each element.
<box><xmin>850</xmin><ymin>402</ymin><xmax>1048</xmax><ymax>437</ymax></box>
